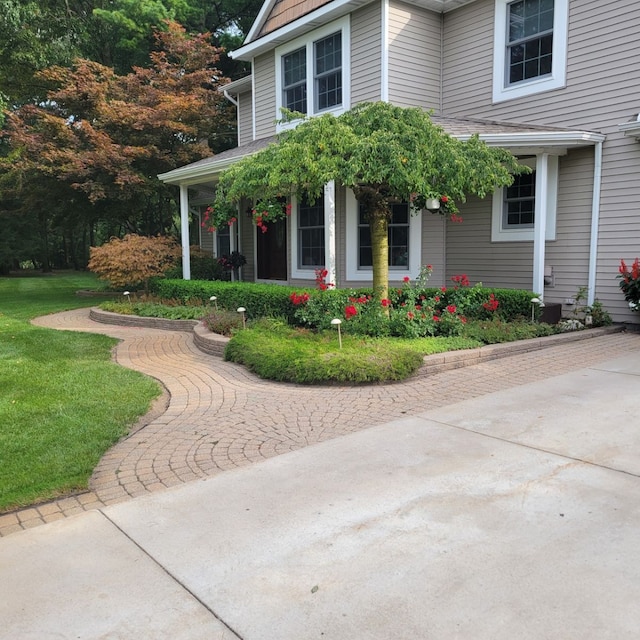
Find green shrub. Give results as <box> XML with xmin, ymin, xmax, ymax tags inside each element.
<box><xmin>164</xmin><ymin>246</ymin><xmax>229</xmax><ymax>281</ymax></box>
<box><xmin>462</xmin><ymin>318</ymin><xmax>559</xmax><ymax>344</ymax></box>
<box><xmin>151</xmin><ymin>279</ymin><xmax>298</xmax><ymax>322</ymax></box>
<box><xmin>203</xmin><ymin>309</ymin><xmax>245</xmax><ymax>336</ymax></box>
<box><xmin>224</xmin><ymin>319</ymin><xmax>424</xmax><ymax>384</ymax></box>
<box><xmin>100</xmin><ymin>300</ymin><xmax>209</xmax><ymax>320</ymax></box>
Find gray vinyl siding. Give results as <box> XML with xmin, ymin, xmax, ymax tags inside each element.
<box><xmin>441</xmin><ymin>0</ymin><xmax>640</xmax><ymax>322</ymax></box>
<box><xmin>446</xmin><ymin>195</ymin><xmax>534</xmax><ymax>290</ymax></box>
<box><xmin>388</xmin><ymin>1</ymin><xmax>441</xmax><ymax>111</ymax></box>
<box><xmin>351</xmin><ymin>2</ymin><xmax>383</xmax><ymax>105</ymax></box>
<box><xmin>237</xmin><ymin>90</ymin><xmax>254</xmax><ymax>145</ymax></box>
<box><xmin>200</xmin><ymin>228</ymin><xmax>214</xmax><ymax>254</ymax></box>
<box><xmin>421</xmin><ymin>214</ymin><xmax>446</xmax><ymax>287</ymax></box>
<box><xmin>253</xmin><ymin>53</ymin><xmax>276</xmax><ymax>139</ymax></box>
<box><xmin>335</xmin><ymin>186</ymin><xmax>347</xmax><ymax>287</ymax></box>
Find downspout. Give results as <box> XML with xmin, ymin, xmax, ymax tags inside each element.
<box><xmin>532</xmin><ymin>153</ymin><xmax>549</xmax><ymax>298</ymax></box>
<box><xmin>587</xmin><ymin>140</ymin><xmax>603</xmax><ymax>306</ymax></box>
<box><xmin>381</xmin><ymin>0</ymin><xmax>389</xmax><ymax>102</ymax></box>
<box><xmin>439</xmin><ymin>10</ymin><xmax>444</xmax><ymax>115</ymax></box>
<box><xmin>223</xmin><ymin>88</ymin><xmax>238</xmax><ymax>107</ymax></box>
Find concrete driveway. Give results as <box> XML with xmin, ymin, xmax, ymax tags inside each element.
<box><xmin>1</xmin><ymin>352</ymin><xmax>639</xmax><ymax>639</ymax></box>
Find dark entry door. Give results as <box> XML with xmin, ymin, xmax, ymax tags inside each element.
<box><xmin>256</xmin><ymin>217</ymin><xmax>287</xmax><ymax>280</ymax></box>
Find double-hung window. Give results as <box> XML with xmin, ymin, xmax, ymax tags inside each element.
<box><xmin>507</xmin><ymin>0</ymin><xmax>554</xmax><ymax>85</ymax></box>
<box><xmin>358</xmin><ymin>203</ymin><xmax>409</xmax><ymax>269</ymax></box>
<box><xmin>345</xmin><ymin>190</ymin><xmax>422</xmax><ymax>281</ymax></box>
<box><xmin>503</xmin><ymin>171</ymin><xmax>536</xmax><ymax>229</ymax></box>
<box><xmin>276</xmin><ymin>18</ymin><xmax>350</xmax><ymax>128</ymax></box>
<box><xmin>492</xmin><ymin>0</ymin><xmax>568</xmax><ymax>102</ymax></box>
<box><xmin>491</xmin><ymin>156</ymin><xmax>558</xmax><ymax>242</ymax></box>
<box><xmin>282</xmin><ymin>47</ymin><xmax>307</xmax><ymax>113</ymax></box>
<box><xmin>298</xmin><ymin>197</ymin><xmax>325</xmax><ymax>269</ymax></box>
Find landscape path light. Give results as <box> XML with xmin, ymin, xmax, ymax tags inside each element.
<box><xmin>209</xmin><ymin>295</ymin><xmax>218</xmax><ymax>311</ymax></box>
<box><xmin>237</xmin><ymin>307</ymin><xmax>246</xmax><ymax>329</ymax></box>
<box><xmin>123</xmin><ymin>291</ymin><xmax>131</xmax><ymax>305</ymax></box>
<box><xmin>331</xmin><ymin>318</ymin><xmax>343</xmax><ymax>349</ymax></box>
<box><xmin>530</xmin><ymin>297</ymin><xmax>544</xmax><ymax>322</ymax></box>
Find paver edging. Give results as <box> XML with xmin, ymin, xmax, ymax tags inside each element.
<box><xmin>89</xmin><ymin>307</ymin><xmax>198</xmax><ymax>332</ymax></box>
<box><xmin>89</xmin><ymin>307</ymin><xmax>625</xmax><ymax>375</ymax></box>
<box><xmin>420</xmin><ymin>325</ymin><xmax>625</xmax><ymax>375</ymax></box>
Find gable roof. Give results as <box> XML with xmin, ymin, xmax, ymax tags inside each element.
<box><xmin>158</xmin><ymin>116</ymin><xmax>605</xmax><ymax>186</ymax></box>
<box><xmin>240</xmin><ymin>0</ymin><xmax>479</xmax><ymax>59</ymax></box>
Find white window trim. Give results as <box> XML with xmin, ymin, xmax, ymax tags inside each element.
<box><xmin>275</xmin><ymin>16</ymin><xmax>351</xmax><ymax>131</ymax></box>
<box><xmin>491</xmin><ymin>155</ymin><xmax>558</xmax><ymax>242</ymax></box>
<box><xmin>345</xmin><ymin>189</ymin><xmax>422</xmax><ymax>282</ymax></box>
<box><xmin>290</xmin><ymin>184</ymin><xmax>336</xmax><ymax>281</ymax></box>
<box><xmin>492</xmin><ymin>0</ymin><xmax>569</xmax><ymax>103</ymax></box>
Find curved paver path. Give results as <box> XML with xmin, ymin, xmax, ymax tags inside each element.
<box><xmin>3</xmin><ymin>308</ymin><xmax>640</xmax><ymax>537</ymax></box>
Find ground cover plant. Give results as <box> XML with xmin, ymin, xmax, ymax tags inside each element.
<box><xmin>224</xmin><ymin>318</ymin><xmax>480</xmax><ymax>384</ymax></box>
<box><xmin>0</xmin><ymin>272</ymin><xmax>160</xmax><ymax>511</ymax></box>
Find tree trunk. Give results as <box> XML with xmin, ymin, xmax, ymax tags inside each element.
<box><xmin>370</xmin><ymin>213</ymin><xmax>389</xmax><ymax>304</ymax></box>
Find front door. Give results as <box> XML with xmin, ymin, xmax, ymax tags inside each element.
<box><xmin>256</xmin><ymin>217</ymin><xmax>287</xmax><ymax>280</ymax></box>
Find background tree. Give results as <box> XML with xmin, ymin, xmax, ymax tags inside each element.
<box><xmin>1</xmin><ymin>22</ymin><xmax>234</xmax><ymax>269</ymax></box>
<box><xmin>211</xmin><ymin>102</ymin><xmax>526</xmax><ymax>302</ymax></box>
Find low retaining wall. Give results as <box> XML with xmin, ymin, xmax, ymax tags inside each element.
<box><xmin>90</xmin><ymin>307</ymin><xmax>625</xmax><ymax>377</ymax></box>
<box><xmin>419</xmin><ymin>325</ymin><xmax>624</xmax><ymax>376</ymax></box>
<box><xmin>89</xmin><ymin>308</ymin><xmax>198</xmax><ymax>332</ymax></box>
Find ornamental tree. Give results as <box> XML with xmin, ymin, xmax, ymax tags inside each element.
<box><xmin>210</xmin><ymin>101</ymin><xmax>525</xmax><ymax>303</ymax></box>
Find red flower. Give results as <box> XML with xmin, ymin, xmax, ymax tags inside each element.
<box><xmin>290</xmin><ymin>292</ymin><xmax>310</xmax><ymax>306</ymax></box>
<box><xmin>440</xmin><ymin>287</ymin><xmax>447</xmax><ymax>293</ymax></box>
<box><xmin>483</xmin><ymin>293</ymin><xmax>499</xmax><ymax>312</ymax></box>
<box><xmin>381</xmin><ymin>298</ymin><xmax>391</xmax><ymax>307</ymax></box>
<box><xmin>450</xmin><ymin>214</ymin><xmax>463</xmax><ymax>224</ymax></box>
<box><xmin>403</xmin><ymin>276</ymin><xmax>411</xmax><ymax>283</ymax></box>
<box><xmin>433</xmin><ymin>315</ymin><xmax>441</xmax><ymax>322</ymax></box>
<box><xmin>345</xmin><ymin>305</ymin><xmax>358</xmax><ymax>319</ymax></box>
<box><xmin>407</xmin><ymin>311</ymin><xmax>415</xmax><ymax>320</ymax></box>
<box><xmin>426</xmin><ymin>264</ymin><xmax>433</xmax><ymax>270</ymax></box>
<box><xmin>460</xmin><ymin>316</ymin><xmax>467</xmax><ymax>324</ymax></box>
<box><xmin>446</xmin><ymin>304</ymin><xmax>457</xmax><ymax>314</ymax></box>
<box><xmin>440</xmin><ymin>196</ymin><xmax>449</xmax><ymax>203</ymax></box>
<box><xmin>434</xmin><ymin>295</ymin><xmax>440</xmax><ymax>302</ymax></box>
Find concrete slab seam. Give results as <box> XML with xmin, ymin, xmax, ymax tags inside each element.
<box><xmin>99</xmin><ymin>510</ymin><xmax>245</xmax><ymax>640</ymax></box>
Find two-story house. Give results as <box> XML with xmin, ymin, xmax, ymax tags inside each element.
<box><xmin>159</xmin><ymin>0</ymin><xmax>640</xmax><ymax>323</ymax></box>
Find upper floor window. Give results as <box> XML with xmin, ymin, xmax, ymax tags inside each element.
<box><xmin>315</xmin><ymin>33</ymin><xmax>342</xmax><ymax>112</ymax></box>
<box><xmin>283</xmin><ymin>47</ymin><xmax>307</xmax><ymax>113</ymax></box>
<box><xmin>507</xmin><ymin>0</ymin><xmax>553</xmax><ymax>85</ymax></box>
<box><xmin>492</xmin><ymin>0</ymin><xmax>568</xmax><ymax>103</ymax></box>
<box><xmin>275</xmin><ymin>17</ymin><xmax>350</xmax><ymax>129</ymax></box>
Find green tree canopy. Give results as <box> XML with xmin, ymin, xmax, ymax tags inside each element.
<box><xmin>211</xmin><ymin>101</ymin><xmax>526</xmax><ymax>301</ymax></box>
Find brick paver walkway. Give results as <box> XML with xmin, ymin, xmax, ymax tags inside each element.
<box><xmin>2</xmin><ymin>308</ymin><xmax>640</xmax><ymax>537</ymax></box>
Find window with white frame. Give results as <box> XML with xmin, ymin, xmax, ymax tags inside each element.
<box><xmin>358</xmin><ymin>203</ymin><xmax>409</xmax><ymax>268</ymax></box>
<box><xmin>491</xmin><ymin>156</ymin><xmax>558</xmax><ymax>242</ymax></box>
<box><xmin>298</xmin><ymin>197</ymin><xmax>325</xmax><ymax>269</ymax></box>
<box><xmin>282</xmin><ymin>47</ymin><xmax>307</xmax><ymax>113</ymax></box>
<box><xmin>492</xmin><ymin>0</ymin><xmax>568</xmax><ymax>103</ymax></box>
<box><xmin>345</xmin><ymin>190</ymin><xmax>422</xmax><ymax>281</ymax></box>
<box><xmin>276</xmin><ymin>17</ymin><xmax>350</xmax><ymax>127</ymax></box>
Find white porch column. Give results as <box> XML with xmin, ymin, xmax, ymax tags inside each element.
<box><xmin>324</xmin><ymin>180</ymin><xmax>337</xmax><ymax>286</ymax></box>
<box><xmin>587</xmin><ymin>141</ymin><xmax>603</xmax><ymax>306</ymax></box>
<box><xmin>179</xmin><ymin>184</ymin><xmax>191</xmax><ymax>280</ymax></box>
<box><xmin>532</xmin><ymin>153</ymin><xmax>549</xmax><ymax>297</ymax></box>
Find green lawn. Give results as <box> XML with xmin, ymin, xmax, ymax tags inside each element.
<box><xmin>0</xmin><ymin>272</ymin><xmax>160</xmax><ymax>511</ymax></box>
